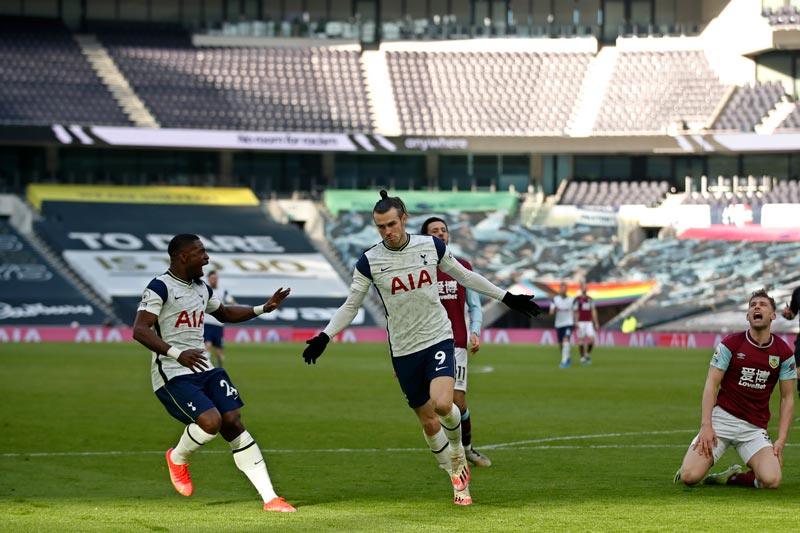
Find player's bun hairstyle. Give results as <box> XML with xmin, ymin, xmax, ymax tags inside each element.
<box><xmin>750</xmin><ymin>288</ymin><xmax>776</xmax><ymax>310</ymax></box>
<box><xmin>373</xmin><ymin>189</ymin><xmax>408</xmax><ymax>216</ymax></box>
<box><xmin>420</xmin><ymin>216</ymin><xmax>447</xmax><ymax>235</ymax></box>
<box><xmin>168</xmin><ymin>234</ymin><xmax>200</xmax><ymax>257</ymax></box>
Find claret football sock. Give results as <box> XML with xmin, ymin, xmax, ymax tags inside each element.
<box><xmin>172</xmin><ymin>423</ymin><xmax>217</xmax><ymax>464</ymax></box>
<box><xmin>230</xmin><ymin>430</ymin><xmax>278</xmax><ymax>503</ymax></box>
<box><xmin>460</xmin><ymin>408</ymin><xmax>472</xmax><ymax>448</ymax></box>
<box><xmin>727</xmin><ymin>470</ymin><xmax>757</xmax><ymax>487</ymax></box>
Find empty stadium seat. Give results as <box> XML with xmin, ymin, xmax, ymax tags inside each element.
<box><xmin>593</xmin><ymin>50</ymin><xmax>728</xmax><ymax>133</ymax></box>
<box><xmin>713</xmin><ymin>81</ymin><xmax>788</xmax><ymax>132</ymax></box>
<box><xmin>96</xmin><ymin>26</ymin><xmax>374</xmax><ymax>132</ymax></box>
<box><xmin>0</xmin><ymin>17</ymin><xmax>130</xmax><ymax>126</ymax></box>
<box><xmin>386</xmin><ymin>50</ymin><xmax>591</xmax><ymax>136</ymax></box>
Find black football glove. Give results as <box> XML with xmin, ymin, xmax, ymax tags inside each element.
<box><xmin>303</xmin><ymin>332</ymin><xmax>330</xmax><ymax>364</ymax></box>
<box><xmin>502</xmin><ymin>292</ymin><xmax>542</xmax><ymax>318</ymax></box>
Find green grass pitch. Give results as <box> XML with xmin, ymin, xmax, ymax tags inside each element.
<box><xmin>1</xmin><ymin>341</ymin><xmax>798</xmax><ymax>532</ymax></box>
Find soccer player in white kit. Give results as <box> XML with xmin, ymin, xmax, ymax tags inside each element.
<box><xmin>301</xmin><ymin>190</ymin><xmax>541</xmax><ymax>506</ymax></box>
<box><xmin>549</xmin><ymin>281</ymin><xmax>575</xmax><ymax>368</ymax></box>
<box><xmin>132</xmin><ymin>234</ymin><xmax>296</xmax><ymax>512</ymax></box>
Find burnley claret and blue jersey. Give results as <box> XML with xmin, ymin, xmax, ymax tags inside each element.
<box><xmin>711</xmin><ymin>330</ymin><xmax>796</xmax><ymax>429</ymax></box>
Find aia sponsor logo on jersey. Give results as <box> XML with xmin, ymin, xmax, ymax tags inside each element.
<box><xmin>174</xmin><ymin>310</ymin><xmax>204</xmax><ymax>328</ymax></box>
<box><xmin>391</xmin><ymin>270</ymin><xmax>433</xmax><ymax>295</ymax></box>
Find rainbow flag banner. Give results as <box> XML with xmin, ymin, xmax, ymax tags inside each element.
<box><xmin>509</xmin><ymin>280</ymin><xmax>656</xmax><ymax>307</ymax></box>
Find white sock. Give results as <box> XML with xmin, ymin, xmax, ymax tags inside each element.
<box><xmin>561</xmin><ymin>342</ymin><xmax>571</xmax><ymax>364</ymax></box>
<box><xmin>438</xmin><ymin>404</ymin><xmax>464</xmax><ymax>455</ymax></box>
<box><xmin>230</xmin><ymin>431</ymin><xmax>278</xmax><ymax>503</ymax></box>
<box><xmin>423</xmin><ymin>428</ymin><xmax>450</xmax><ymax>469</ymax></box>
<box><xmin>171</xmin><ymin>423</ymin><xmax>217</xmax><ymax>465</ymax></box>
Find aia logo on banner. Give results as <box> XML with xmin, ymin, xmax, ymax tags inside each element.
<box><xmin>391</xmin><ymin>270</ymin><xmax>433</xmax><ymax>295</ymax></box>
<box><xmin>175</xmin><ymin>310</ymin><xmax>204</xmax><ymax>328</ymax></box>
<box><xmin>768</xmin><ymin>355</ymin><xmax>780</xmax><ymax>369</ymax></box>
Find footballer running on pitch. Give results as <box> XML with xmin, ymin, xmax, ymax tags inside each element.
<box><xmin>301</xmin><ymin>190</ymin><xmax>542</xmax><ymax>506</ymax></box>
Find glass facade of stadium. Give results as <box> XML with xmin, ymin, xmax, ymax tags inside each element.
<box><xmin>1</xmin><ymin>0</ymin><xmax>721</xmax><ymax>43</ymax></box>
<box><xmin>3</xmin><ymin>146</ymin><xmax>800</xmax><ymax>198</ymax></box>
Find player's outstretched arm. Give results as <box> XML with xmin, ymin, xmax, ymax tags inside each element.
<box><xmin>502</xmin><ymin>292</ymin><xmax>542</xmax><ymax>318</ymax></box>
<box><xmin>214</xmin><ymin>287</ymin><xmax>291</xmax><ymax>323</ymax></box>
<box><xmin>439</xmin><ymin>250</ymin><xmax>540</xmax><ymax>318</ymax></box>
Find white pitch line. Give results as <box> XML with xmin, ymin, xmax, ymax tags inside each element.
<box><xmin>0</xmin><ymin>429</ymin><xmax>736</xmax><ymax>458</ymax></box>
<box><xmin>479</xmin><ymin>429</ymin><xmax>699</xmax><ymax>450</ymax></box>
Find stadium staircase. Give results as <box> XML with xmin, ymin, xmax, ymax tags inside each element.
<box><xmin>8</xmin><ymin>196</ymin><xmax>125</xmax><ymax>325</ymax></box>
<box><xmin>755</xmin><ymin>100</ymin><xmax>797</xmax><ymax>134</ymax></box>
<box><xmin>566</xmin><ymin>46</ymin><xmax>618</xmax><ymax>137</ymax></box>
<box><xmin>528</xmin><ymin>179</ymin><xmax>569</xmax><ymax>227</ymax></box>
<box><xmin>73</xmin><ymin>34</ymin><xmax>159</xmax><ymax>128</ymax></box>
<box><xmin>361</xmin><ymin>50</ymin><xmax>401</xmax><ymax>136</ymax></box>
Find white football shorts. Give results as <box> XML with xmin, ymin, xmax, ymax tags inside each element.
<box><xmin>454</xmin><ymin>347</ymin><xmax>468</xmax><ymax>392</ymax></box>
<box><xmin>688</xmin><ymin>405</ymin><xmax>773</xmax><ymax>465</ymax></box>
<box><xmin>576</xmin><ymin>321</ymin><xmax>596</xmax><ymax>340</ymax></box>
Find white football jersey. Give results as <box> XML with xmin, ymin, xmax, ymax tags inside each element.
<box><xmin>137</xmin><ymin>271</ymin><xmax>221</xmax><ymax>390</ymax></box>
<box><xmin>552</xmin><ymin>295</ymin><xmax>575</xmax><ymax>328</ymax></box>
<box><xmin>323</xmin><ymin>234</ymin><xmax>504</xmax><ymax>357</ymax></box>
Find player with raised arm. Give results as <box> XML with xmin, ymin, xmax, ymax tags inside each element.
<box><xmin>302</xmin><ymin>191</ymin><xmax>541</xmax><ymax>506</ymax></box>
<box><xmin>573</xmin><ymin>281</ymin><xmax>600</xmax><ymax>366</ymax></box>
<box><xmin>674</xmin><ymin>289</ymin><xmax>795</xmax><ymax>489</ymax></box>
<box><xmin>132</xmin><ymin>234</ymin><xmax>296</xmax><ymax>512</ymax></box>
<box><xmin>549</xmin><ymin>282</ymin><xmax>574</xmax><ymax>368</ymax></box>
<box><xmin>421</xmin><ymin>216</ymin><xmax>491</xmax><ymax>468</ymax></box>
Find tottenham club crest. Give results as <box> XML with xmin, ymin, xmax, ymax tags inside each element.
<box><xmin>768</xmin><ymin>355</ymin><xmax>780</xmax><ymax>369</ymax></box>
